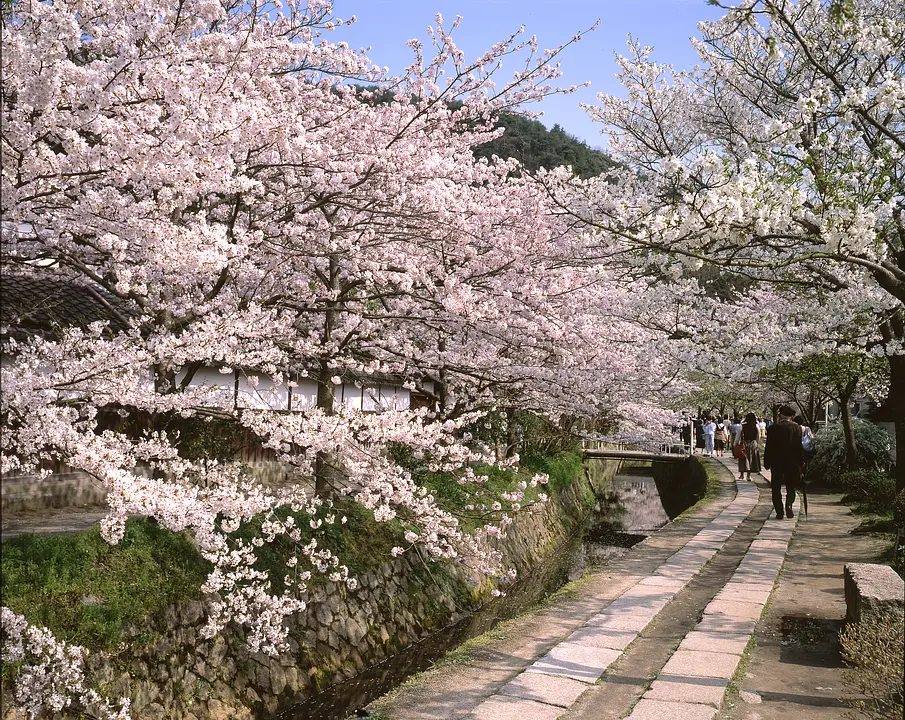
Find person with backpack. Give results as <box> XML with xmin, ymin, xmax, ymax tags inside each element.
<box><xmin>763</xmin><ymin>405</ymin><xmax>804</xmax><ymax>519</ymax></box>
<box><xmin>796</xmin><ymin>415</ymin><xmax>816</xmax><ymax>476</ymax></box>
<box><xmin>738</xmin><ymin>413</ymin><xmax>762</xmax><ymax>481</ymax></box>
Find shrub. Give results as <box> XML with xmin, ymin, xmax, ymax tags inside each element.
<box><xmin>840</xmin><ymin>609</ymin><xmax>904</xmax><ymax>720</ymax></box>
<box><xmin>841</xmin><ymin>471</ymin><xmax>897</xmax><ymax>515</ymax></box>
<box><xmin>806</xmin><ymin>419</ymin><xmax>892</xmax><ymax>486</ymax></box>
<box><xmin>895</xmin><ymin>489</ymin><xmax>905</xmax><ymax>531</ymax></box>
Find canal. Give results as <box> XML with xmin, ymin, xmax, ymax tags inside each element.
<box><xmin>278</xmin><ymin>460</ymin><xmax>696</xmax><ymax>720</ymax></box>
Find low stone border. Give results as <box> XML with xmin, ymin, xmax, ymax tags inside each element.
<box><xmin>623</xmin><ymin>494</ymin><xmax>796</xmax><ymax>720</ymax></box>
<box><xmin>463</xmin><ymin>463</ymin><xmax>760</xmax><ymax>720</ymax></box>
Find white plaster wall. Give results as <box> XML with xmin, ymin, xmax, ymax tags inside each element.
<box><xmin>236</xmin><ymin>371</ymin><xmax>290</xmax><ymax>411</ymax></box>
<box><xmin>290</xmin><ymin>378</ymin><xmax>319</xmax><ymax>411</ymax></box>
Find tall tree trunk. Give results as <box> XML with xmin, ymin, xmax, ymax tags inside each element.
<box><xmin>315</xmin><ymin>255</ymin><xmax>340</xmax><ymax>497</ymax></box>
<box><xmin>806</xmin><ymin>389</ymin><xmax>817</xmax><ymax>427</ymax></box>
<box><xmin>838</xmin><ymin>380</ymin><xmax>859</xmax><ymax>472</ymax></box>
<box><xmin>888</xmin><ymin>352</ymin><xmax>905</xmax><ymax>494</ymax></box>
<box><xmin>506</xmin><ymin>406</ymin><xmax>519</xmax><ymax>459</ymax></box>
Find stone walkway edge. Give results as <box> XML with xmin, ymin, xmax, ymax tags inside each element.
<box><xmin>465</xmin><ymin>458</ymin><xmax>779</xmax><ymax>720</ymax></box>
<box><xmin>625</xmin><ymin>457</ymin><xmax>796</xmax><ymax>720</ymax></box>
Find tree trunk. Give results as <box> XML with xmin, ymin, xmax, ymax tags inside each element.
<box><xmin>315</xmin><ymin>254</ymin><xmax>340</xmax><ymax>497</ymax></box>
<box><xmin>506</xmin><ymin>406</ymin><xmax>518</xmax><ymax>458</ymax></box>
<box><xmin>838</xmin><ymin>381</ymin><xmax>859</xmax><ymax>472</ymax></box>
<box><xmin>315</xmin><ymin>361</ymin><xmax>337</xmax><ymax>497</ymax></box>
<box><xmin>888</xmin><ymin>352</ymin><xmax>905</xmax><ymax>494</ymax></box>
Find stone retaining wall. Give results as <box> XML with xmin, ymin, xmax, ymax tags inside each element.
<box><xmin>2</xmin><ymin>457</ymin><xmax>621</xmax><ymax>720</ymax></box>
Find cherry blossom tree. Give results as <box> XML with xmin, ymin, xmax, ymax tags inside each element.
<box><xmin>3</xmin><ymin>2</ymin><xmax>669</xmax><ymax>702</ymax></box>
<box><xmin>554</xmin><ymin>0</ymin><xmax>905</xmax><ymax>489</ymax></box>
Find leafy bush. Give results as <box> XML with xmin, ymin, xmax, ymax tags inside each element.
<box><xmin>841</xmin><ymin>471</ymin><xmax>897</xmax><ymax>515</ymax></box>
<box><xmin>841</xmin><ymin>609</ymin><xmax>904</xmax><ymax>720</ymax></box>
<box><xmin>895</xmin><ymin>489</ymin><xmax>905</xmax><ymax>531</ymax></box>
<box><xmin>806</xmin><ymin>419</ymin><xmax>892</xmax><ymax>486</ymax></box>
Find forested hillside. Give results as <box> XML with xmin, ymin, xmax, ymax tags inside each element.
<box><xmin>474</xmin><ymin>113</ymin><xmax>616</xmax><ymax>179</ymax></box>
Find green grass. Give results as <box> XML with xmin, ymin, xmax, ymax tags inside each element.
<box><xmin>418</xmin><ymin>450</ymin><xmax>584</xmax><ymax>533</ymax></box>
<box><xmin>0</xmin><ymin>517</ymin><xmax>209</xmax><ymax>651</ymax></box>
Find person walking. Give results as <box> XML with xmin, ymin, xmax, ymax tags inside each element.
<box><xmin>714</xmin><ymin>417</ymin><xmax>727</xmax><ymax>457</ymax></box>
<box><xmin>764</xmin><ymin>405</ymin><xmax>804</xmax><ymax>519</ymax></box>
<box><xmin>680</xmin><ymin>416</ymin><xmax>692</xmax><ymax>454</ymax></box>
<box><xmin>703</xmin><ymin>417</ymin><xmax>716</xmax><ymax>456</ymax></box>
<box><xmin>740</xmin><ymin>413</ymin><xmax>762</xmax><ymax>481</ymax></box>
<box><xmin>694</xmin><ymin>417</ymin><xmax>705</xmax><ymax>455</ymax></box>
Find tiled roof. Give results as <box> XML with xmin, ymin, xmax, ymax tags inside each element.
<box><xmin>1</xmin><ymin>275</ymin><xmax>134</xmax><ymax>339</ymax></box>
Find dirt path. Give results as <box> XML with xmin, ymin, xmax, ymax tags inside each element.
<box><xmin>717</xmin><ymin>487</ymin><xmax>887</xmax><ymax>720</ymax></box>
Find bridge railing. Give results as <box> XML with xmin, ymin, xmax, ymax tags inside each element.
<box><xmin>579</xmin><ymin>433</ymin><xmax>691</xmax><ymax>458</ymax></box>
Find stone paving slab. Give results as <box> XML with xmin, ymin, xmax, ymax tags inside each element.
<box><xmin>526</xmin><ymin>642</ymin><xmax>622</xmax><ymax>683</ymax></box>
<box><xmin>637</xmin><ymin>576</ymin><xmax>687</xmax><ymax>590</ymax></box>
<box><xmin>654</xmin><ymin>564</ymin><xmax>701</xmax><ymax>580</ymax></box>
<box><xmin>606</xmin><ymin>593</ymin><xmax>674</xmax><ymax>615</ymax></box>
<box><xmin>670</xmin><ymin>547</ymin><xmax>719</xmax><ymax>561</ymax></box>
<box><xmin>720</xmin><ymin>581</ymin><xmax>774</xmax><ymax>594</ymax></box>
<box><xmin>729</xmin><ymin>567</ymin><xmax>779</xmax><ymax>583</ymax></box>
<box><xmin>748</xmin><ymin>539</ymin><xmax>789</xmax><ymax>552</ymax></box>
<box><xmin>499</xmin><ymin>671</ymin><xmax>589</xmax><ymax>708</ymax></box>
<box><xmin>644</xmin><ymin>673</ymin><xmax>729</xmax><ymax>708</ymax></box>
<box><xmin>568</xmin><ymin>626</ymin><xmax>638</xmax><ymax>650</ymax></box>
<box><xmin>467</xmin><ymin>695</ymin><xmax>564</xmax><ymax>720</ymax></box>
<box><xmin>695</xmin><ymin>615</ymin><xmax>758</xmax><ymax>635</ymax></box>
<box><xmin>678</xmin><ymin>630</ymin><xmax>750</xmax><ymax>655</ymax></box>
<box><xmin>716</xmin><ymin>587</ymin><xmax>771</xmax><ymax>605</ymax></box>
<box><xmin>585</xmin><ymin>612</ymin><xmax>652</xmax><ymax>633</ymax></box>
<box><xmin>702</xmin><ymin>599</ymin><xmax>764</xmax><ymax>621</ymax></box>
<box><xmin>660</xmin><ymin>649</ymin><xmax>742</xmax><ymax>679</ymax></box>
<box><xmin>625</xmin><ymin>698</ymin><xmax>719</xmax><ymax>720</ymax></box>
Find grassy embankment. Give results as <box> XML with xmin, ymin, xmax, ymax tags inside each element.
<box><xmin>0</xmin><ymin>451</ymin><xmax>585</xmax><ymax>653</ymax></box>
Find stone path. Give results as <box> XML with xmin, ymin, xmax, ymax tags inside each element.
<box><xmin>370</xmin><ymin>455</ymin><xmax>814</xmax><ymax>720</ymax></box>
<box><xmin>622</xmin><ymin>459</ymin><xmax>794</xmax><ymax>720</ymax></box>
<box><xmin>462</xmin><ymin>459</ymin><xmax>766</xmax><ymax>720</ymax></box>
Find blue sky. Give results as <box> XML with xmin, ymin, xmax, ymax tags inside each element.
<box><xmin>334</xmin><ymin>1</ymin><xmax>725</xmax><ymax>147</ymax></box>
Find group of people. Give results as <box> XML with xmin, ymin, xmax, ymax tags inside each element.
<box><xmin>677</xmin><ymin>407</ymin><xmax>816</xmax><ymax>520</ymax></box>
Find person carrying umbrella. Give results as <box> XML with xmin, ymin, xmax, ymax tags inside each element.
<box><xmin>763</xmin><ymin>405</ymin><xmax>804</xmax><ymax>519</ymax></box>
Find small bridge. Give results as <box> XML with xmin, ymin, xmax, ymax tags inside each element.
<box><xmin>580</xmin><ymin>435</ymin><xmax>690</xmax><ymax>462</ymax></box>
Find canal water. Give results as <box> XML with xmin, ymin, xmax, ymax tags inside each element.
<box><xmin>278</xmin><ymin>461</ymin><xmax>688</xmax><ymax>720</ymax></box>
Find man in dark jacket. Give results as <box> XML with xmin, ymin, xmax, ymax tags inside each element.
<box><xmin>763</xmin><ymin>405</ymin><xmax>803</xmax><ymax>519</ymax></box>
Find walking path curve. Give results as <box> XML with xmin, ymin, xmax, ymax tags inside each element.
<box><xmin>369</xmin><ymin>454</ymin><xmax>884</xmax><ymax>720</ymax></box>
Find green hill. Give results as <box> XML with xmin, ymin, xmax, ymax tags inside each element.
<box><xmin>474</xmin><ymin>113</ymin><xmax>615</xmax><ymax>179</ymax></box>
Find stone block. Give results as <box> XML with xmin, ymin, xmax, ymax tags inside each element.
<box><xmin>568</xmin><ymin>626</ymin><xmax>638</xmax><ymax>650</ymax></box>
<box><xmin>586</xmin><ymin>612</ymin><xmax>651</xmax><ymax>633</ymax></box>
<box><xmin>702</xmin><ymin>599</ymin><xmax>763</xmax><ymax>621</ymax></box>
<box><xmin>638</xmin><ymin>576</ymin><xmax>687</xmax><ymax>591</ymax></box>
<box><xmin>844</xmin><ymin>563</ymin><xmax>905</xmax><ymax>623</ymax></box>
<box><xmin>500</xmin><ymin>671</ymin><xmax>590</xmax><ymax>707</ymax></box>
<box><xmin>716</xmin><ymin>587</ymin><xmax>771</xmax><ymax>605</ymax></box>
<box><xmin>626</xmin><ymin>698</ymin><xmax>718</xmax><ymax>720</ymax></box>
<box><xmin>467</xmin><ymin>695</ymin><xmax>564</xmax><ymax>720</ymax></box>
<box><xmin>526</xmin><ymin>642</ymin><xmax>622</xmax><ymax>683</ymax></box>
<box><xmin>645</xmin><ymin>673</ymin><xmax>729</xmax><ymax>708</ymax></box>
<box><xmin>661</xmin><ymin>649</ymin><xmax>742</xmax><ymax>679</ymax></box>
<box><xmin>679</xmin><ymin>630</ymin><xmax>749</xmax><ymax>655</ymax></box>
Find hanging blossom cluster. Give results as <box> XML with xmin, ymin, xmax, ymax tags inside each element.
<box><xmin>0</xmin><ymin>608</ymin><xmax>130</xmax><ymax>720</ymax></box>
<box><xmin>551</xmin><ymin>0</ymin><xmax>905</xmax><ymax>429</ymax></box>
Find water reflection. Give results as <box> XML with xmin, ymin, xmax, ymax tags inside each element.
<box><xmin>278</xmin><ymin>461</ymin><xmax>681</xmax><ymax>720</ymax></box>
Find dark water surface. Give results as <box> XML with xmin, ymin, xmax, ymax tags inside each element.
<box><xmin>277</xmin><ymin>462</ymin><xmax>685</xmax><ymax>720</ymax></box>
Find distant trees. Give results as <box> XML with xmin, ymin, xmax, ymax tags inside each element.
<box><xmin>474</xmin><ymin>114</ymin><xmax>617</xmax><ymax>178</ymax></box>
<box><xmin>558</xmin><ymin>0</ymin><xmax>905</xmax><ymax>490</ymax></box>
